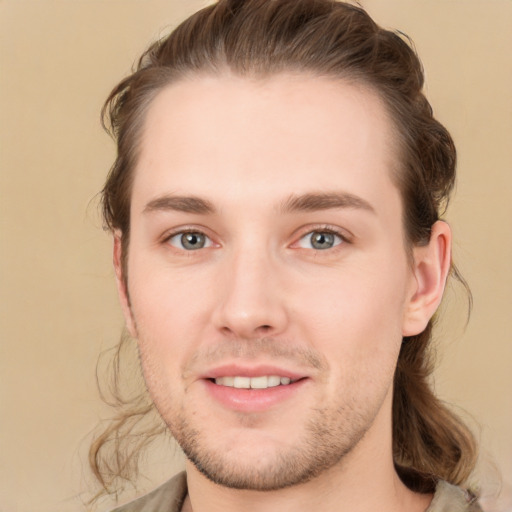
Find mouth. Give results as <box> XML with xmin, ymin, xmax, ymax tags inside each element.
<box><xmin>211</xmin><ymin>375</ymin><xmax>296</xmax><ymax>389</ymax></box>
<box><xmin>202</xmin><ymin>367</ymin><xmax>309</xmax><ymax>412</ymax></box>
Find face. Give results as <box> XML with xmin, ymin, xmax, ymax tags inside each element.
<box><xmin>118</xmin><ymin>73</ymin><xmax>425</xmax><ymax>490</ymax></box>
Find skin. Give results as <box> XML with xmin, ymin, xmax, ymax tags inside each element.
<box><xmin>114</xmin><ymin>73</ymin><xmax>451</xmax><ymax>512</ymax></box>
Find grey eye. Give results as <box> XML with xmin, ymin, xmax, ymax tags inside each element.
<box><xmin>298</xmin><ymin>231</ymin><xmax>342</xmax><ymax>250</ymax></box>
<box><xmin>168</xmin><ymin>232</ymin><xmax>211</xmax><ymax>250</ymax></box>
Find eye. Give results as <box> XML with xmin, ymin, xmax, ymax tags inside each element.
<box><xmin>298</xmin><ymin>230</ymin><xmax>343</xmax><ymax>250</ymax></box>
<box><xmin>167</xmin><ymin>231</ymin><xmax>213</xmax><ymax>250</ymax></box>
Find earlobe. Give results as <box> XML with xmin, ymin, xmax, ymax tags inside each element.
<box><xmin>402</xmin><ymin>221</ymin><xmax>452</xmax><ymax>337</ymax></box>
<box><xmin>113</xmin><ymin>232</ymin><xmax>138</xmax><ymax>338</ymax></box>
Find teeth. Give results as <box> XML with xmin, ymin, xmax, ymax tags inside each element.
<box><xmin>214</xmin><ymin>375</ymin><xmax>295</xmax><ymax>389</ymax></box>
<box><xmin>233</xmin><ymin>376</ymin><xmax>250</xmax><ymax>389</ymax></box>
<box><xmin>222</xmin><ymin>376</ymin><xmax>234</xmax><ymax>386</ymax></box>
<box><xmin>267</xmin><ymin>376</ymin><xmax>281</xmax><ymax>387</ymax></box>
<box><xmin>250</xmin><ymin>376</ymin><xmax>268</xmax><ymax>389</ymax></box>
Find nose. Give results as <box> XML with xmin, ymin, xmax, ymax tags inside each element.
<box><xmin>212</xmin><ymin>247</ymin><xmax>289</xmax><ymax>339</ymax></box>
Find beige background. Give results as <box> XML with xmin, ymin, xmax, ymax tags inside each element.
<box><xmin>0</xmin><ymin>1</ymin><xmax>511</xmax><ymax>511</ymax></box>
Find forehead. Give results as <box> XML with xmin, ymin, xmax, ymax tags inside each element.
<box><xmin>133</xmin><ymin>73</ymin><xmax>401</xmax><ymax>218</ymax></box>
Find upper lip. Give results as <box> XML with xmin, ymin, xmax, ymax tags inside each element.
<box><xmin>202</xmin><ymin>363</ymin><xmax>307</xmax><ymax>380</ymax></box>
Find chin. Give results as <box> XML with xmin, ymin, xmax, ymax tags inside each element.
<box><xmin>173</xmin><ymin>415</ymin><xmax>365</xmax><ymax>491</ymax></box>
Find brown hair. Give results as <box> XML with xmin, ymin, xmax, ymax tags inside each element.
<box><xmin>92</xmin><ymin>0</ymin><xmax>477</xmax><ymax>498</ymax></box>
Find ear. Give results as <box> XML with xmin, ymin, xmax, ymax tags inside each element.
<box><xmin>402</xmin><ymin>221</ymin><xmax>452</xmax><ymax>337</ymax></box>
<box><xmin>113</xmin><ymin>232</ymin><xmax>137</xmax><ymax>338</ymax></box>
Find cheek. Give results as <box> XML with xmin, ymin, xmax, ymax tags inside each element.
<box><xmin>128</xmin><ymin>269</ymin><xmax>201</xmax><ymax>410</ymax></box>
<box><xmin>294</xmin><ymin>253</ymin><xmax>409</xmax><ymax>378</ymax></box>
<box><xmin>299</xmin><ymin>256</ymin><xmax>408</xmax><ymax>333</ymax></box>
<box><xmin>128</xmin><ymin>250</ymin><xmax>215</xmax><ymax>330</ymax></box>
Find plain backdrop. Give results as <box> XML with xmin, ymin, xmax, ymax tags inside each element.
<box><xmin>0</xmin><ymin>1</ymin><xmax>511</xmax><ymax>511</ymax></box>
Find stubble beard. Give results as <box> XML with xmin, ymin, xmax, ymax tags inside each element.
<box><xmin>167</xmin><ymin>399</ymin><xmax>372</xmax><ymax>491</ymax></box>
<box><xmin>138</xmin><ymin>337</ymin><xmax>388</xmax><ymax>491</ymax></box>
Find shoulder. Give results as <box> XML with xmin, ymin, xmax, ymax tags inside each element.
<box><xmin>427</xmin><ymin>480</ymin><xmax>482</xmax><ymax>512</ymax></box>
<box><xmin>109</xmin><ymin>471</ymin><xmax>188</xmax><ymax>512</ymax></box>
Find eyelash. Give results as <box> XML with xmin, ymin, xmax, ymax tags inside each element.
<box><xmin>162</xmin><ymin>225</ymin><xmax>351</xmax><ymax>252</ymax></box>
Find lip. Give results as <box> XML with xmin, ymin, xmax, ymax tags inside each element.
<box><xmin>200</xmin><ymin>363</ymin><xmax>309</xmax><ymax>413</ymax></box>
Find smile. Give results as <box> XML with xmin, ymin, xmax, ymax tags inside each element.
<box><xmin>214</xmin><ymin>376</ymin><xmax>293</xmax><ymax>389</ymax></box>
<box><xmin>204</xmin><ymin>372</ymin><xmax>308</xmax><ymax>412</ymax></box>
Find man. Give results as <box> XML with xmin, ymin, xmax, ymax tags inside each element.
<box><xmin>91</xmin><ymin>1</ymin><xmax>481</xmax><ymax>511</ymax></box>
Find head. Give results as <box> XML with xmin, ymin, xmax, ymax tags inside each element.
<box><xmin>93</xmin><ymin>0</ymin><xmax>476</xmax><ymax>497</ymax></box>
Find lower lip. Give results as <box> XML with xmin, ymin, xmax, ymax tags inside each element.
<box><xmin>203</xmin><ymin>378</ymin><xmax>308</xmax><ymax>413</ymax></box>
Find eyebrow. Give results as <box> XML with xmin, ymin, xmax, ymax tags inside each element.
<box><xmin>143</xmin><ymin>195</ymin><xmax>216</xmax><ymax>215</ymax></box>
<box><xmin>279</xmin><ymin>192</ymin><xmax>375</xmax><ymax>214</ymax></box>
<box><xmin>143</xmin><ymin>191</ymin><xmax>375</xmax><ymax>216</ymax></box>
